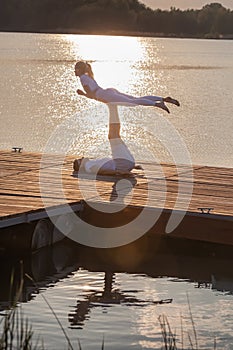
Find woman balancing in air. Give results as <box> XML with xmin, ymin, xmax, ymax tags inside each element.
<box><xmin>75</xmin><ymin>61</ymin><xmax>180</xmax><ymax>113</ymax></box>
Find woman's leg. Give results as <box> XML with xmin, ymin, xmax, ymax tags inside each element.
<box><xmin>97</xmin><ymin>89</ymin><xmax>170</xmax><ymax>112</ymax></box>
<box><xmin>141</xmin><ymin>95</ymin><xmax>163</xmax><ymax>102</ymax></box>
<box><xmin>116</xmin><ymin>93</ymin><xmax>170</xmax><ymax>112</ymax></box>
<box><xmin>98</xmin><ymin>89</ymin><xmax>155</xmax><ymax>106</ymax></box>
<box><xmin>111</xmin><ymin>90</ymin><xmax>163</xmax><ymax>102</ymax></box>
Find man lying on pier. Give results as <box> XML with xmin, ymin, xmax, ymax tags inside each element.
<box><xmin>73</xmin><ymin>104</ymin><xmax>139</xmax><ymax>176</ymax></box>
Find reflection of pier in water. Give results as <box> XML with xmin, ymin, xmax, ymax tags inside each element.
<box><xmin>1</xmin><ymin>238</ymin><xmax>233</xmax><ymax>314</ymax></box>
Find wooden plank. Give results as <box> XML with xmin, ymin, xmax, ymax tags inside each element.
<box><xmin>0</xmin><ymin>151</ymin><xmax>232</xmax><ymax>225</ymax></box>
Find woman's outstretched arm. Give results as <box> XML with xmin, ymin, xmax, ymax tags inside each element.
<box><xmin>77</xmin><ymin>84</ymin><xmax>96</xmax><ymax>99</ymax></box>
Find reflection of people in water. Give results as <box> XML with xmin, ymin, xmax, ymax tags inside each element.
<box><xmin>73</xmin><ymin>104</ymin><xmax>139</xmax><ymax>176</ymax></box>
<box><xmin>75</xmin><ymin>61</ymin><xmax>180</xmax><ymax>114</ymax></box>
<box><xmin>68</xmin><ymin>271</ymin><xmax>172</xmax><ymax>328</ymax></box>
<box><xmin>68</xmin><ymin>272</ymin><xmax>116</xmax><ymax>327</ymax></box>
<box><xmin>110</xmin><ymin>176</ymin><xmax>137</xmax><ymax>202</ymax></box>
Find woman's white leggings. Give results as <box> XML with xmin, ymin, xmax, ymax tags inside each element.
<box><xmin>96</xmin><ymin>88</ymin><xmax>162</xmax><ymax>106</ymax></box>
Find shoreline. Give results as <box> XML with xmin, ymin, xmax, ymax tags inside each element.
<box><xmin>1</xmin><ymin>28</ymin><xmax>233</xmax><ymax>40</ymax></box>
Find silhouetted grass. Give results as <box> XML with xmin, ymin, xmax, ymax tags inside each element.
<box><xmin>0</xmin><ymin>306</ymin><xmax>44</xmax><ymax>350</ymax></box>
<box><xmin>158</xmin><ymin>314</ymin><xmax>177</xmax><ymax>349</ymax></box>
<box><xmin>0</xmin><ymin>267</ymin><xmax>44</xmax><ymax>349</ymax></box>
<box><xmin>158</xmin><ymin>293</ymin><xmax>217</xmax><ymax>350</ymax></box>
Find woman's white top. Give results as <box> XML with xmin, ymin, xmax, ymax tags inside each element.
<box><xmin>80</xmin><ymin>74</ymin><xmax>101</xmax><ymax>92</ymax></box>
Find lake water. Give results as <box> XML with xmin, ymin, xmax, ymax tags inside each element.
<box><xmin>1</xmin><ymin>237</ymin><xmax>233</xmax><ymax>350</ymax></box>
<box><xmin>0</xmin><ymin>32</ymin><xmax>233</xmax><ymax>167</ymax></box>
<box><xmin>0</xmin><ymin>32</ymin><xmax>233</xmax><ymax>349</ymax></box>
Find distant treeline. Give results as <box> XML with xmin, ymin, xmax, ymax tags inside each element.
<box><xmin>0</xmin><ymin>0</ymin><xmax>233</xmax><ymax>38</ymax></box>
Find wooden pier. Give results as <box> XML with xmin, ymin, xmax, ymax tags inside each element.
<box><xmin>0</xmin><ymin>150</ymin><xmax>232</xmax><ymax>253</ymax></box>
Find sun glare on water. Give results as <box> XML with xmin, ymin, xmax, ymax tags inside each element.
<box><xmin>65</xmin><ymin>34</ymin><xmax>144</xmax><ymax>61</ymax></box>
<box><xmin>63</xmin><ymin>34</ymin><xmax>145</xmax><ymax>89</ymax></box>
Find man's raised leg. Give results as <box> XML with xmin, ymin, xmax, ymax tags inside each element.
<box><xmin>108</xmin><ymin>104</ymin><xmax>121</xmax><ymax>140</ymax></box>
<box><xmin>107</xmin><ymin>104</ymin><xmax>135</xmax><ymax>172</ymax></box>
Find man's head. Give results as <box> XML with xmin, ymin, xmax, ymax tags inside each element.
<box><xmin>73</xmin><ymin>157</ymin><xmax>89</xmax><ymax>172</ymax></box>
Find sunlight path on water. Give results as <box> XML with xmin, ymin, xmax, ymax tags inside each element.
<box><xmin>0</xmin><ymin>33</ymin><xmax>232</xmax><ymax>167</ymax></box>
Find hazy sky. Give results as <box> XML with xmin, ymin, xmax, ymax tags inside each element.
<box><xmin>141</xmin><ymin>0</ymin><xmax>233</xmax><ymax>10</ymax></box>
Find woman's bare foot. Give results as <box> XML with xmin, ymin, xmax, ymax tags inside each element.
<box><xmin>164</xmin><ymin>96</ymin><xmax>180</xmax><ymax>106</ymax></box>
<box><xmin>155</xmin><ymin>101</ymin><xmax>170</xmax><ymax>113</ymax></box>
